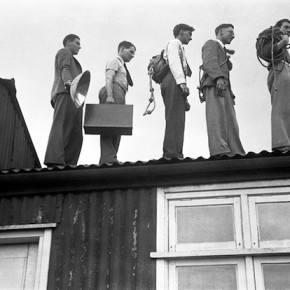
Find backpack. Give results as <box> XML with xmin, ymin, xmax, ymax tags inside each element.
<box><xmin>256</xmin><ymin>26</ymin><xmax>284</xmax><ymax>64</ymax></box>
<box><xmin>147</xmin><ymin>50</ymin><xmax>170</xmax><ymax>84</ymax></box>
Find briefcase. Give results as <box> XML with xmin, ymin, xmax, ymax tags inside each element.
<box><xmin>84</xmin><ymin>104</ymin><xmax>133</xmax><ymax>135</ymax></box>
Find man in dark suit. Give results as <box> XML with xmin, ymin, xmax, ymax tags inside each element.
<box><xmin>44</xmin><ymin>34</ymin><xmax>83</xmax><ymax>167</ymax></box>
<box><xmin>200</xmin><ymin>24</ymin><xmax>245</xmax><ymax>157</ymax></box>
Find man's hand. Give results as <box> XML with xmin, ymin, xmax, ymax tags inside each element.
<box><xmin>281</xmin><ymin>35</ymin><xmax>289</xmax><ymax>46</ymax></box>
<box><xmin>179</xmin><ymin>83</ymin><xmax>190</xmax><ymax>97</ymax></box>
<box><xmin>64</xmin><ymin>80</ymin><xmax>72</xmax><ymax>93</ymax></box>
<box><xmin>106</xmin><ymin>96</ymin><xmax>115</xmax><ymax>103</ymax></box>
<box><xmin>216</xmin><ymin>77</ymin><xmax>226</xmax><ymax>94</ymax></box>
<box><xmin>185</xmin><ymin>98</ymin><xmax>191</xmax><ymax>111</ymax></box>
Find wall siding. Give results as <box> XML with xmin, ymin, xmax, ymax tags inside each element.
<box><xmin>0</xmin><ymin>81</ymin><xmax>41</xmax><ymax>170</ymax></box>
<box><xmin>0</xmin><ymin>187</ymin><xmax>157</xmax><ymax>289</ymax></box>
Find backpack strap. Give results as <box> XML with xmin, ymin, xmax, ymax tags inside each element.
<box><xmin>143</xmin><ymin>67</ymin><xmax>156</xmax><ymax>116</ymax></box>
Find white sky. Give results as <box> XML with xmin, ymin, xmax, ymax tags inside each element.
<box><xmin>0</xmin><ymin>0</ymin><xmax>289</xmax><ymax>166</ymax></box>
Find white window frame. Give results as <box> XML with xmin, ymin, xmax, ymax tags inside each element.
<box><xmin>153</xmin><ymin>179</ymin><xmax>290</xmax><ymax>290</ymax></box>
<box><xmin>0</xmin><ymin>223</ymin><xmax>56</xmax><ymax>290</ymax></box>
<box><xmin>168</xmin><ymin>197</ymin><xmax>243</xmax><ymax>251</ymax></box>
<box><xmin>249</xmin><ymin>195</ymin><xmax>290</xmax><ymax>248</ymax></box>
<box><xmin>254</xmin><ymin>256</ymin><xmax>290</xmax><ymax>290</ymax></box>
<box><xmin>168</xmin><ymin>258</ymin><xmax>247</xmax><ymax>290</ymax></box>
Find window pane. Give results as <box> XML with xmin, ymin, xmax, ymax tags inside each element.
<box><xmin>263</xmin><ymin>263</ymin><xmax>290</xmax><ymax>290</ymax></box>
<box><xmin>257</xmin><ymin>203</ymin><xmax>290</xmax><ymax>241</ymax></box>
<box><xmin>176</xmin><ymin>205</ymin><xmax>234</xmax><ymax>243</ymax></box>
<box><xmin>177</xmin><ymin>265</ymin><xmax>237</xmax><ymax>290</ymax></box>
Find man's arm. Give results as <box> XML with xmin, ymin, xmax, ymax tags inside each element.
<box><xmin>202</xmin><ymin>40</ymin><xmax>228</xmax><ymax>93</ymax></box>
<box><xmin>57</xmin><ymin>49</ymin><xmax>73</xmax><ymax>91</ymax></box>
<box><xmin>167</xmin><ymin>40</ymin><xmax>186</xmax><ymax>85</ymax></box>
<box><xmin>202</xmin><ymin>40</ymin><xmax>225</xmax><ymax>81</ymax></box>
<box><xmin>167</xmin><ymin>40</ymin><xmax>189</xmax><ymax>96</ymax></box>
<box><xmin>105</xmin><ymin>69</ymin><xmax>116</xmax><ymax>103</ymax></box>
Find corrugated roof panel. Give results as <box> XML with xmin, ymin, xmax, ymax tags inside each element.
<box><xmin>0</xmin><ymin>194</ymin><xmax>63</xmax><ymax>226</ymax></box>
<box><xmin>0</xmin><ymin>86</ymin><xmax>15</xmax><ymax>168</ymax></box>
<box><xmin>0</xmin><ymin>79</ymin><xmax>41</xmax><ymax>170</ymax></box>
<box><xmin>0</xmin><ymin>149</ymin><xmax>286</xmax><ymax>175</ymax></box>
<box><xmin>47</xmin><ymin>187</ymin><xmax>156</xmax><ymax>289</ymax></box>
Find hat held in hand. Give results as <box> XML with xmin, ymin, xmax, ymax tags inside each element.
<box><xmin>70</xmin><ymin>70</ymin><xmax>91</xmax><ymax>108</ymax></box>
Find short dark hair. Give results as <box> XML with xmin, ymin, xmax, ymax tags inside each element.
<box><xmin>275</xmin><ymin>19</ymin><xmax>290</xmax><ymax>28</ymax></box>
<box><xmin>173</xmin><ymin>23</ymin><xmax>195</xmax><ymax>38</ymax></box>
<box><xmin>118</xmin><ymin>41</ymin><xmax>136</xmax><ymax>52</ymax></box>
<box><xmin>215</xmin><ymin>24</ymin><xmax>234</xmax><ymax>36</ymax></box>
<box><xmin>63</xmin><ymin>34</ymin><xmax>80</xmax><ymax>47</ymax></box>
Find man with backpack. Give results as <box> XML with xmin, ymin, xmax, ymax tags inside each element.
<box><xmin>257</xmin><ymin>19</ymin><xmax>290</xmax><ymax>154</ymax></box>
<box><xmin>161</xmin><ymin>23</ymin><xmax>194</xmax><ymax>159</ymax></box>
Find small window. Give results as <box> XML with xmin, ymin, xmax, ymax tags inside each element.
<box><xmin>0</xmin><ymin>224</ymin><xmax>55</xmax><ymax>290</ymax></box>
<box><xmin>169</xmin><ymin>258</ymin><xmax>247</xmax><ymax>290</ymax></box>
<box><xmin>169</xmin><ymin>197</ymin><xmax>242</xmax><ymax>251</ymax></box>
<box><xmin>249</xmin><ymin>196</ymin><xmax>290</xmax><ymax>248</ymax></box>
<box><xmin>254</xmin><ymin>256</ymin><xmax>290</xmax><ymax>290</ymax></box>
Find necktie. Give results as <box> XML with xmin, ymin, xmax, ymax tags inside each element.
<box><xmin>124</xmin><ymin>63</ymin><xmax>133</xmax><ymax>87</ymax></box>
<box><xmin>223</xmin><ymin>46</ymin><xmax>227</xmax><ymax>56</ymax></box>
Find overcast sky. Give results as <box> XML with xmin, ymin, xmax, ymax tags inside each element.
<box><xmin>1</xmin><ymin>0</ymin><xmax>289</xmax><ymax>166</ymax></box>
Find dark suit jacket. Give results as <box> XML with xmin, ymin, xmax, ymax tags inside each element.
<box><xmin>200</xmin><ymin>40</ymin><xmax>233</xmax><ymax>93</ymax></box>
<box><xmin>50</xmin><ymin>48</ymin><xmax>82</xmax><ymax>107</ymax></box>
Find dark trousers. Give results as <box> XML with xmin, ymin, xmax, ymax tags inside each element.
<box><xmin>44</xmin><ymin>93</ymin><xmax>83</xmax><ymax>166</ymax></box>
<box><xmin>99</xmin><ymin>84</ymin><xmax>126</xmax><ymax>164</ymax></box>
<box><xmin>161</xmin><ymin>72</ymin><xmax>186</xmax><ymax>158</ymax></box>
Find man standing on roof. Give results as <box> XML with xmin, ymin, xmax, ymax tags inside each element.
<box><xmin>161</xmin><ymin>23</ymin><xmax>194</xmax><ymax>159</ymax></box>
<box><xmin>99</xmin><ymin>41</ymin><xmax>136</xmax><ymax>164</ymax></box>
<box><xmin>260</xmin><ymin>19</ymin><xmax>290</xmax><ymax>154</ymax></box>
<box><xmin>200</xmin><ymin>24</ymin><xmax>245</xmax><ymax>158</ymax></box>
<box><xmin>44</xmin><ymin>34</ymin><xmax>83</xmax><ymax>167</ymax></box>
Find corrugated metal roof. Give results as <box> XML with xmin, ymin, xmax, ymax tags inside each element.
<box><xmin>0</xmin><ymin>79</ymin><xmax>41</xmax><ymax>170</ymax></box>
<box><xmin>1</xmin><ymin>150</ymin><xmax>290</xmax><ymax>196</ymax></box>
<box><xmin>0</xmin><ymin>149</ymin><xmax>287</xmax><ymax>175</ymax></box>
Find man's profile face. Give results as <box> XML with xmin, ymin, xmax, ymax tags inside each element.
<box><xmin>180</xmin><ymin>30</ymin><xmax>192</xmax><ymax>45</ymax></box>
<box><xmin>280</xmin><ymin>22</ymin><xmax>290</xmax><ymax>36</ymax></box>
<box><xmin>220</xmin><ymin>27</ymin><xmax>235</xmax><ymax>45</ymax></box>
<box><xmin>119</xmin><ymin>46</ymin><xmax>136</xmax><ymax>62</ymax></box>
<box><xmin>67</xmin><ymin>38</ymin><xmax>81</xmax><ymax>55</ymax></box>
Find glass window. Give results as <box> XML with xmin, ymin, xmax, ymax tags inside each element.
<box><xmin>176</xmin><ymin>205</ymin><xmax>234</xmax><ymax>243</ymax></box>
<box><xmin>249</xmin><ymin>196</ymin><xmax>290</xmax><ymax>248</ymax></box>
<box><xmin>169</xmin><ymin>198</ymin><xmax>242</xmax><ymax>251</ymax></box>
<box><xmin>257</xmin><ymin>202</ymin><xmax>290</xmax><ymax>241</ymax></box>
<box><xmin>169</xmin><ymin>258</ymin><xmax>246</xmax><ymax>290</ymax></box>
<box><xmin>254</xmin><ymin>257</ymin><xmax>290</xmax><ymax>290</ymax></box>
<box><xmin>263</xmin><ymin>263</ymin><xmax>290</xmax><ymax>290</ymax></box>
<box><xmin>177</xmin><ymin>264</ymin><xmax>237</xmax><ymax>290</ymax></box>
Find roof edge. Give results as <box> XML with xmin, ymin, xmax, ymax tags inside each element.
<box><xmin>1</xmin><ymin>155</ymin><xmax>290</xmax><ymax>196</ymax></box>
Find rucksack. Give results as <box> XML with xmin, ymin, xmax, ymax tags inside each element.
<box><xmin>256</xmin><ymin>26</ymin><xmax>284</xmax><ymax>65</ymax></box>
<box><xmin>147</xmin><ymin>50</ymin><xmax>170</xmax><ymax>84</ymax></box>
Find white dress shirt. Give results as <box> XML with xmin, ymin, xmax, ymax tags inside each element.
<box><xmin>164</xmin><ymin>39</ymin><xmax>187</xmax><ymax>85</ymax></box>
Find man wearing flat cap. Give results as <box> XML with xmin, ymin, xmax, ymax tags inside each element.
<box><xmin>200</xmin><ymin>24</ymin><xmax>245</xmax><ymax>158</ymax></box>
<box><xmin>44</xmin><ymin>34</ymin><xmax>83</xmax><ymax>167</ymax></box>
<box><xmin>161</xmin><ymin>23</ymin><xmax>194</xmax><ymax>159</ymax></box>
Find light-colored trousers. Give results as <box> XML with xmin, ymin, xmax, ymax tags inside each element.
<box><xmin>204</xmin><ymin>87</ymin><xmax>245</xmax><ymax>157</ymax></box>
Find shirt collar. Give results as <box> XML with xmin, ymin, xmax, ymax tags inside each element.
<box><xmin>176</xmin><ymin>38</ymin><xmax>184</xmax><ymax>47</ymax></box>
<box><xmin>215</xmin><ymin>39</ymin><xmax>225</xmax><ymax>49</ymax></box>
<box><xmin>117</xmin><ymin>56</ymin><xmax>125</xmax><ymax>65</ymax></box>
